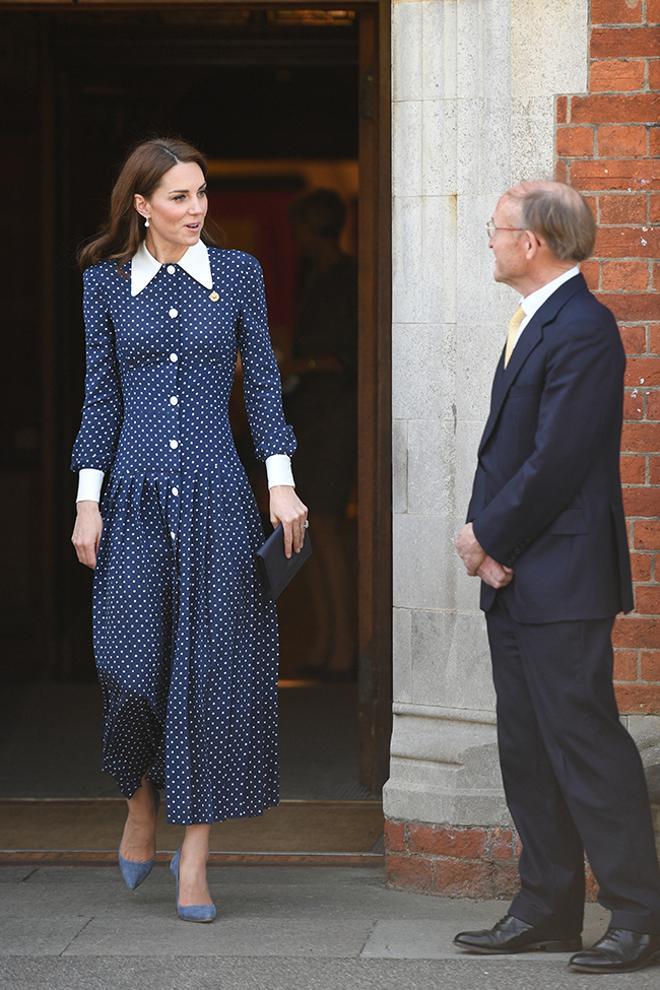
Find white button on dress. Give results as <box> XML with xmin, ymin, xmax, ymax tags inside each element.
<box><xmin>170</xmin><ymin>530</ymin><xmax>176</xmax><ymax>540</ymax></box>
<box><xmin>170</xmin><ymin>396</ymin><xmax>178</xmax><ymax>405</ymax></box>
<box><xmin>169</xmin><ymin>439</ymin><xmax>179</xmax><ymax>449</ymax></box>
<box><xmin>172</xmin><ymin>487</ymin><xmax>179</xmax><ymax>496</ymax></box>
<box><xmin>169</xmin><ymin>353</ymin><xmax>178</xmax><ymax>362</ymax></box>
<box><xmin>166</xmin><ymin>265</ymin><xmax>176</xmax><ymax>275</ymax></box>
<box><xmin>169</xmin><ymin>308</ymin><xmax>178</xmax><ymax>319</ymax></box>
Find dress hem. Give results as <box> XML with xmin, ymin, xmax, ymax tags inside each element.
<box><xmin>106</xmin><ymin>769</ymin><xmax>280</xmax><ymax>827</ymax></box>
<box><xmin>164</xmin><ymin>798</ymin><xmax>280</xmax><ymax>827</ymax></box>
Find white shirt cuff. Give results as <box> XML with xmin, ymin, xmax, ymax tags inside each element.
<box><xmin>266</xmin><ymin>454</ymin><xmax>295</xmax><ymax>489</ymax></box>
<box><xmin>76</xmin><ymin>468</ymin><xmax>105</xmax><ymax>503</ymax></box>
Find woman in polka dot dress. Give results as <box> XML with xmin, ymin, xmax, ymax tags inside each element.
<box><xmin>70</xmin><ymin>138</ymin><xmax>307</xmax><ymax>921</ymax></box>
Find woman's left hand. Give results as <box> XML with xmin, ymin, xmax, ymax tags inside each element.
<box><xmin>270</xmin><ymin>486</ymin><xmax>308</xmax><ymax>559</ymax></box>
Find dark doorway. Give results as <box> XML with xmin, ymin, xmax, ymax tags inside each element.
<box><xmin>0</xmin><ymin>2</ymin><xmax>391</xmax><ymax>812</ymax></box>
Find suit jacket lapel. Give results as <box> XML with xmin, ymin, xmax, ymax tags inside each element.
<box><xmin>478</xmin><ymin>320</ymin><xmax>543</xmax><ymax>455</ymax></box>
<box><xmin>478</xmin><ymin>274</ymin><xmax>587</xmax><ymax>456</ymax></box>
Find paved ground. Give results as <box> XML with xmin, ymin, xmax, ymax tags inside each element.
<box><xmin>1</xmin><ymin>864</ymin><xmax>659</xmax><ymax>989</ymax></box>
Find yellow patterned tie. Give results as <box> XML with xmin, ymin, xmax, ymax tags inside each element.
<box><xmin>504</xmin><ymin>306</ymin><xmax>525</xmax><ymax>368</ymax></box>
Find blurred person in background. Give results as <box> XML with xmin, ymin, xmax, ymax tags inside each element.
<box><xmin>283</xmin><ymin>189</ymin><xmax>358</xmax><ymax>679</ymax></box>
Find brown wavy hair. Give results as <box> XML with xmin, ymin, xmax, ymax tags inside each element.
<box><xmin>78</xmin><ymin>136</ymin><xmax>217</xmax><ymax>272</ymax></box>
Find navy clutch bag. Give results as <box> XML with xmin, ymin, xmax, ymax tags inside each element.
<box><xmin>256</xmin><ymin>523</ymin><xmax>313</xmax><ymax>601</ymax></box>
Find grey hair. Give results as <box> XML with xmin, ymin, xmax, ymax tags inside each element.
<box><xmin>507</xmin><ymin>181</ymin><xmax>596</xmax><ymax>262</ymax></box>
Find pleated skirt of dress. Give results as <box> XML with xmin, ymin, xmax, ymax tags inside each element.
<box><xmin>91</xmin><ymin>469</ymin><xmax>279</xmax><ymax>825</ymax></box>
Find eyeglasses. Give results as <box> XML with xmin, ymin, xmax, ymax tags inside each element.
<box><xmin>486</xmin><ymin>219</ymin><xmax>526</xmax><ymax>239</ymax></box>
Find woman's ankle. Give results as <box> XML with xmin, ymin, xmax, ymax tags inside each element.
<box><xmin>180</xmin><ymin>845</ymin><xmax>209</xmax><ymax>864</ymax></box>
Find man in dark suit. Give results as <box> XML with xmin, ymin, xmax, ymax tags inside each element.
<box><xmin>453</xmin><ymin>180</ymin><xmax>660</xmax><ymax>974</ymax></box>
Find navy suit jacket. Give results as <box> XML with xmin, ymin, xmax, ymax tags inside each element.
<box><xmin>467</xmin><ymin>273</ymin><xmax>633</xmax><ymax>623</ymax></box>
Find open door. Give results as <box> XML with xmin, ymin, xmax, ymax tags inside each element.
<box><xmin>1</xmin><ymin>0</ymin><xmax>392</xmax><ymax>801</ymax></box>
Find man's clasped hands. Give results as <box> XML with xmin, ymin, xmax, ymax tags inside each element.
<box><xmin>454</xmin><ymin>523</ymin><xmax>514</xmax><ymax>590</ymax></box>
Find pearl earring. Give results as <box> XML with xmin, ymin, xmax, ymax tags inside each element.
<box><xmin>144</xmin><ymin>217</ymin><xmax>150</xmax><ymax>228</ymax></box>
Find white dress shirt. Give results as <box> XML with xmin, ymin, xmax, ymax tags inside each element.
<box><xmin>510</xmin><ymin>265</ymin><xmax>581</xmax><ymax>355</ymax></box>
<box><xmin>76</xmin><ymin>241</ymin><xmax>295</xmax><ymax>502</ymax></box>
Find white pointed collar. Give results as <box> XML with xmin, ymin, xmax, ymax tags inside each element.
<box><xmin>131</xmin><ymin>238</ymin><xmax>213</xmax><ymax>296</ymax></box>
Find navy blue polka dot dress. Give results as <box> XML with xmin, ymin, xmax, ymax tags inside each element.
<box><xmin>70</xmin><ymin>241</ymin><xmax>296</xmax><ymax>825</ymax></box>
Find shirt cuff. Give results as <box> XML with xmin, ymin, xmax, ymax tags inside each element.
<box><xmin>76</xmin><ymin>468</ymin><xmax>105</xmax><ymax>503</ymax></box>
<box><xmin>266</xmin><ymin>454</ymin><xmax>295</xmax><ymax>489</ymax></box>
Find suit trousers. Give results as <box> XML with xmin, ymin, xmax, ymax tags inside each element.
<box><xmin>486</xmin><ymin>595</ymin><xmax>660</xmax><ymax>934</ymax></box>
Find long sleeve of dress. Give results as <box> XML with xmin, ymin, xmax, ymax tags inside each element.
<box><xmin>74</xmin><ymin>458</ymin><xmax>293</xmax><ymax>503</ymax></box>
<box><xmin>237</xmin><ymin>254</ymin><xmax>297</xmax><ymax>462</ymax></box>
<box><xmin>70</xmin><ymin>267</ymin><xmax>124</xmax><ymax>475</ymax></box>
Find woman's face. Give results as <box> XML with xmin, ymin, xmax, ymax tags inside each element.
<box><xmin>135</xmin><ymin>161</ymin><xmax>208</xmax><ymax>250</ymax></box>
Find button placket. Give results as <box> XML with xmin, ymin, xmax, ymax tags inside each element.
<box><xmin>167</xmin><ymin>291</ymin><xmax>182</xmax><ymax>545</ymax></box>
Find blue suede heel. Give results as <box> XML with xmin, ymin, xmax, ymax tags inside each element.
<box><xmin>169</xmin><ymin>848</ymin><xmax>216</xmax><ymax>923</ymax></box>
<box><xmin>118</xmin><ymin>786</ymin><xmax>161</xmax><ymax>891</ymax></box>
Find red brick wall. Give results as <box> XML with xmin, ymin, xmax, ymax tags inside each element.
<box><xmin>556</xmin><ymin>0</ymin><xmax>660</xmax><ymax>716</ymax></box>
<box><xmin>384</xmin><ymin>821</ymin><xmax>603</xmax><ymax>900</ymax></box>
<box><xmin>385</xmin><ymin>821</ymin><xmax>520</xmax><ymax>898</ymax></box>
<box><xmin>385</xmin><ymin>0</ymin><xmax>659</xmax><ymax>898</ymax></box>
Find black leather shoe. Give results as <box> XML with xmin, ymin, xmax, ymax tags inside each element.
<box><xmin>453</xmin><ymin>913</ymin><xmax>582</xmax><ymax>955</ymax></box>
<box><xmin>569</xmin><ymin>928</ymin><xmax>660</xmax><ymax>973</ymax></box>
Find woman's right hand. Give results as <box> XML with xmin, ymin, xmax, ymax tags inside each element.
<box><xmin>72</xmin><ymin>501</ymin><xmax>103</xmax><ymax>569</ymax></box>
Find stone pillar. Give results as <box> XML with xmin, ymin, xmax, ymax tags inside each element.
<box><xmin>386</xmin><ymin>0</ymin><xmax>600</xmax><ymax>896</ymax></box>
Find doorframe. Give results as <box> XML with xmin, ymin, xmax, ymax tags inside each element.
<box><xmin>11</xmin><ymin>0</ymin><xmax>392</xmax><ymax>791</ymax></box>
<box><xmin>356</xmin><ymin>2</ymin><xmax>392</xmax><ymax>790</ymax></box>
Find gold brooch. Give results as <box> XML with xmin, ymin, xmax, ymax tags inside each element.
<box><xmin>209</xmin><ymin>290</ymin><xmax>220</xmax><ymax>302</ymax></box>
